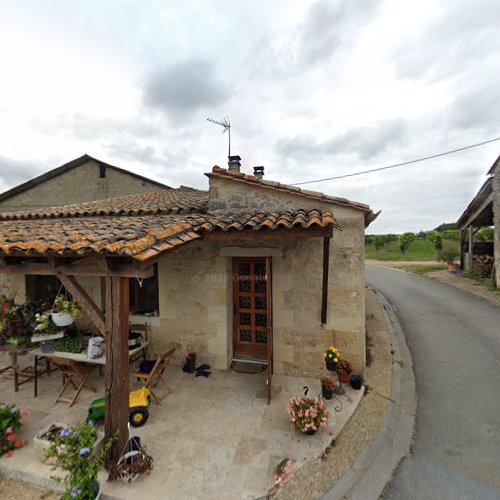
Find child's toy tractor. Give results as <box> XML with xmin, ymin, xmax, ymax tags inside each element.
<box><xmin>87</xmin><ymin>387</ymin><xmax>152</xmax><ymax>428</ymax></box>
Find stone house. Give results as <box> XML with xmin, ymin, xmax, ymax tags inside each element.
<box><xmin>0</xmin><ymin>156</ymin><xmax>377</xmax><ymax>377</ymax></box>
<box><xmin>0</xmin><ymin>154</ymin><xmax>169</xmax><ymax>213</ymax></box>
<box><xmin>457</xmin><ymin>154</ymin><xmax>499</xmax><ymax>288</ymax></box>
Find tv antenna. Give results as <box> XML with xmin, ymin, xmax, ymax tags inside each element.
<box><xmin>207</xmin><ymin>116</ymin><xmax>231</xmax><ymax>156</ymax></box>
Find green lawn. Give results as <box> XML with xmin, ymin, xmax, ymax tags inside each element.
<box><xmin>365</xmin><ymin>238</ymin><xmax>458</xmax><ymax>261</ymax></box>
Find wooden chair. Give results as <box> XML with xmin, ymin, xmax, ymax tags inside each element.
<box><xmin>51</xmin><ymin>358</ymin><xmax>97</xmax><ymax>407</ymax></box>
<box><xmin>135</xmin><ymin>348</ymin><xmax>175</xmax><ymax>404</ymax></box>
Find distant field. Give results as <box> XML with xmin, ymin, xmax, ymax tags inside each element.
<box><xmin>365</xmin><ymin>238</ymin><xmax>458</xmax><ymax>261</ymax></box>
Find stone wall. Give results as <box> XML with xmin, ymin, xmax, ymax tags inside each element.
<box><xmin>141</xmin><ymin>175</ymin><xmax>368</xmax><ymax>376</ymax></box>
<box><xmin>0</xmin><ymin>159</ymin><xmax>166</xmax><ymax>212</ymax></box>
<box><xmin>494</xmin><ymin>167</ymin><xmax>500</xmax><ymax>288</ymax></box>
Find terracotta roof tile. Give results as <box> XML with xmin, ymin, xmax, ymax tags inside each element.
<box><xmin>0</xmin><ymin>209</ymin><xmax>338</xmax><ymax>261</ymax></box>
<box><xmin>0</xmin><ymin>187</ymin><xmax>208</xmax><ymax>221</ymax></box>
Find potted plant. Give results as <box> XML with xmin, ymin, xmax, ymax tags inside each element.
<box><xmin>0</xmin><ymin>402</ymin><xmax>26</xmax><ymax>458</ymax></box>
<box><xmin>51</xmin><ymin>295</ymin><xmax>82</xmax><ymax>327</ymax></box>
<box><xmin>44</xmin><ymin>422</ymin><xmax>112</xmax><ymax>499</ymax></box>
<box><xmin>336</xmin><ymin>359</ymin><xmax>353</xmax><ymax>384</ymax></box>
<box><xmin>323</xmin><ymin>346</ymin><xmax>340</xmax><ymax>371</ymax></box>
<box><xmin>439</xmin><ymin>249</ymin><xmax>459</xmax><ymax>272</ymax></box>
<box><xmin>320</xmin><ymin>376</ymin><xmax>336</xmax><ymax>400</ymax></box>
<box><xmin>107</xmin><ymin>442</ymin><xmax>154</xmax><ymax>483</ymax></box>
<box><xmin>32</xmin><ymin>312</ymin><xmax>65</xmax><ymax>345</ymax></box>
<box><xmin>287</xmin><ymin>396</ymin><xmax>330</xmax><ymax>435</ymax></box>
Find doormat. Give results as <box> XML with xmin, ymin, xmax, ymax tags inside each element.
<box><xmin>231</xmin><ymin>361</ymin><xmax>267</xmax><ymax>374</ymax></box>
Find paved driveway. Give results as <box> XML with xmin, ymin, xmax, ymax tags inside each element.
<box><xmin>366</xmin><ymin>264</ymin><xmax>500</xmax><ymax>500</ymax></box>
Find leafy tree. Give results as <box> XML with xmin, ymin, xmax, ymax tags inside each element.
<box><xmin>433</xmin><ymin>222</ymin><xmax>457</xmax><ymax>232</ymax></box>
<box><xmin>475</xmin><ymin>227</ymin><xmax>494</xmax><ymax>242</ymax></box>
<box><xmin>434</xmin><ymin>234</ymin><xmax>443</xmax><ymax>254</ymax></box>
<box><xmin>441</xmin><ymin>230</ymin><xmax>459</xmax><ymax>241</ymax></box>
<box><xmin>399</xmin><ymin>232</ymin><xmax>416</xmax><ymax>254</ymax></box>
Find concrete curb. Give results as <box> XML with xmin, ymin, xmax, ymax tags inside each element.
<box><xmin>322</xmin><ymin>287</ymin><xmax>416</xmax><ymax>500</ymax></box>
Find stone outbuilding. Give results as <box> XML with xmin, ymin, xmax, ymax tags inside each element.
<box><xmin>0</xmin><ymin>157</ymin><xmax>377</xmax><ymax>378</ymax></box>
<box><xmin>457</xmin><ymin>154</ymin><xmax>499</xmax><ymax>287</ymax></box>
<box><xmin>0</xmin><ymin>154</ymin><xmax>169</xmax><ymax>212</ymax></box>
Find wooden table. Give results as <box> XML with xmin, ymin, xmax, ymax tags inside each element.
<box><xmin>31</xmin><ymin>341</ymin><xmax>149</xmax><ymax>397</ymax></box>
<box><xmin>0</xmin><ymin>343</ymin><xmax>51</xmax><ymax>392</ymax></box>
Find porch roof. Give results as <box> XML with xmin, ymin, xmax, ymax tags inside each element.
<box><xmin>0</xmin><ymin>207</ymin><xmax>338</xmax><ymax>261</ymax></box>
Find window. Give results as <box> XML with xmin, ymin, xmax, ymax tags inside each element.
<box><xmin>129</xmin><ymin>264</ymin><xmax>159</xmax><ymax>315</ymax></box>
<box><xmin>26</xmin><ymin>275</ymin><xmax>60</xmax><ymax>303</ymax></box>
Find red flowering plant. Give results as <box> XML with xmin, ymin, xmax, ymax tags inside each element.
<box><xmin>335</xmin><ymin>359</ymin><xmax>353</xmax><ymax>382</ymax></box>
<box><xmin>0</xmin><ymin>402</ymin><xmax>26</xmax><ymax>458</ymax></box>
<box><xmin>287</xmin><ymin>396</ymin><xmax>330</xmax><ymax>435</ymax></box>
<box><xmin>0</xmin><ymin>297</ymin><xmax>31</xmax><ymax>345</ymax></box>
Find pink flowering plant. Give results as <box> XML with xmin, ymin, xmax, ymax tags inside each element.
<box><xmin>0</xmin><ymin>401</ymin><xmax>26</xmax><ymax>458</ymax></box>
<box><xmin>287</xmin><ymin>396</ymin><xmax>330</xmax><ymax>434</ymax></box>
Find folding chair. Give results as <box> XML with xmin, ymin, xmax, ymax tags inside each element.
<box><xmin>51</xmin><ymin>358</ymin><xmax>97</xmax><ymax>407</ymax></box>
<box><xmin>135</xmin><ymin>348</ymin><xmax>175</xmax><ymax>404</ymax></box>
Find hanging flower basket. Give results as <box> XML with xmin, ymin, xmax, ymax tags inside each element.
<box><xmin>50</xmin><ymin>312</ymin><xmax>74</xmax><ymax>327</ymax></box>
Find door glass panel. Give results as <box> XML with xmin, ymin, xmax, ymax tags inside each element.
<box><xmin>255</xmin><ymin>280</ymin><xmax>266</xmax><ymax>293</ymax></box>
<box><xmin>255</xmin><ymin>296</ymin><xmax>266</xmax><ymax>310</ymax></box>
<box><xmin>255</xmin><ymin>330</ymin><xmax>267</xmax><ymax>343</ymax></box>
<box><xmin>239</xmin><ymin>296</ymin><xmax>251</xmax><ymax>309</ymax></box>
<box><xmin>239</xmin><ymin>330</ymin><xmax>251</xmax><ymax>342</ymax></box>
<box><xmin>240</xmin><ymin>313</ymin><xmax>251</xmax><ymax>326</ymax></box>
<box><xmin>255</xmin><ymin>313</ymin><xmax>267</xmax><ymax>327</ymax></box>
<box><xmin>239</xmin><ymin>263</ymin><xmax>251</xmax><ymax>275</ymax></box>
<box><xmin>239</xmin><ymin>279</ymin><xmax>251</xmax><ymax>292</ymax></box>
<box><xmin>254</xmin><ymin>263</ymin><xmax>266</xmax><ymax>277</ymax></box>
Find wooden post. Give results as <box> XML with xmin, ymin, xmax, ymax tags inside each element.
<box><xmin>321</xmin><ymin>237</ymin><xmax>330</xmax><ymax>324</ymax></box>
<box><xmin>266</xmin><ymin>257</ymin><xmax>273</xmax><ymax>405</ymax></box>
<box><xmin>459</xmin><ymin>230</ymin><xmax>465</xmax><ymax>270</ymax></box>
<box><xmin>104</xmin><ymin>276</ymin><xmax>130</xmax><ymax>466</ymax></box>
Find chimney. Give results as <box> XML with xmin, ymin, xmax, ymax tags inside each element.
<box><xmin>253</xmin><ymin>166</ymin><xmax>264</xmax><ymax>180</ymax></box>
<box><xmin>228</xmin><ymin>155</ymin><xmax>241</xmax><ymax>173</ymax></box>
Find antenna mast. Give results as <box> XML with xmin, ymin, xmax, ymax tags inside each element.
<box><xmin>207</xmin><ymin>117</ymin><xmax>231</xmax><ymax>156</ymax></box>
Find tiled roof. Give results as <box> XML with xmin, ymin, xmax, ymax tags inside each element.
<box><xmin>0</xmin><ymin>209</ymin><xmax>337</xmax><ymax>261</ymax></box>
<box><xmin>0</xmin><ymin>187</ymin><xmax>208</xmax><ymax>220</ymax></box>
<box><xmin>206</xmin><ymin>166</ymin><xmax>375</xmax><ymax>215</ymax></box>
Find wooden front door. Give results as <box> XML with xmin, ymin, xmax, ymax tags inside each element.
<box><xmin>232</xmin><ymin>257</ymin><xmax>271</xmax><ymax>360</ymax></box>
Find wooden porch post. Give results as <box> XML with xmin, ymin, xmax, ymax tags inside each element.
<box><xmin>459</xmin><ymin>230</ymin><xmax>465</xmax><ymax>270</ymax></box>
<box><xmin>321</xmin><ymin>236</ymin><xmax>330</xmax><ymax>324</ymax></box>
<box><xmin>104</xmin><ymin>276</ymin><xmax>130</xmax><ymax>466</ymax></box>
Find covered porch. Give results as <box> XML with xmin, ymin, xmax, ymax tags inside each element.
<box><xmin>0</xmin><ymin>353</ymin><xmax>362</xmax><ymax>499</ymax></box>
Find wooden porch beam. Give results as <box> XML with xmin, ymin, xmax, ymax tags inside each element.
<box><xmin>321</xmin><ymin>236</ymin><xmax>330</xmax><ymax>325</ymax></box>
<box><xmin>104</xmin><ymin>276</ymin><xmax>130</xmax><ymax>467</ymax></box>
<box><xmin>0</xmin><ymin>261</ymin><xmax>154</xmax><ymax>278</ymax></box>
<box><xmin>203</xmin><ymin>226</ymin><xmax>334</xmax><ymax>241</ymax></box>
<box><xmin>56</xmin><ymin>274</ymin><xmax>107</xmax><ymax>337</ymax></box>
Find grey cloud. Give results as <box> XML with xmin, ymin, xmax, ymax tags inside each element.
<box><xmin>446</xmin><ymin>83</ymin><xmax>500</xmax><ymax>133</ymax></box>
<box><xmin>394</xmin><ymin>0</ymin><xmax>500</xmax><ymax>81</ymax></box>
<box><xmin>143</xmin><ymin>58</ymin><xmax>231</xmax><ymax>121</ymax></box>
<box><xmin>35</xmin><ymin>114</ymin><xmax>162</xmax><ymax>142</ymax></box>
<box><xmin>0</xmin><ymin>156</ymin><xmax>44</xmax><ymax>192</ymax></box>
<box><xmin>275</xmin><ymin>118</ymin><xmax>408</xmax><ymax>162</ymax></box>
<box><xmin>299</xmin><ymin>0</ymin><xmax>380</xmax><ymax>65</ymax></box>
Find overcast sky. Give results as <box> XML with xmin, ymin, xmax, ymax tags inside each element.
<box><xmin>0</xmin><ymin>0</ymin><xmax>499</xmax><ymax>233</ymax></box>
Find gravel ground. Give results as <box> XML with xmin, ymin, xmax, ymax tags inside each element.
<box><xmin>425</xmin><ymin>270</ymin><xmax>500</xmax><ymax>307</ymax></box>
<box><xmin>0</xmin><ymin>475</ymin><xmax>58</xmax><ymax>500</ymax></box>
<box><xmin>274</xmin><ymin>288</ymin><xmax>393</xmax><ymax>499</ymax></box>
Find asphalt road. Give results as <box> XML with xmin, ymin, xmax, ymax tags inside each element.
<box><xmin>366</xmin><ymin>264</ymin><xmax>500</xmax><ymax>500</ymax></box>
